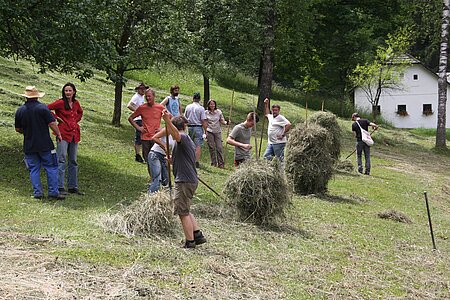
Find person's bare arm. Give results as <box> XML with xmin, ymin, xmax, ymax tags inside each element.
<box><xmin>127</xmin><ymin>102</ymin><xmax>138</xmax><ymax>111</ymax></box>
<box><xmin>15</xmin><ymin>128</ymin><xmax>23</xmax><ymax>134</ymax></box>
<box><xmin>162</xmin><ymin>110</ymin><xmax>181</xmax><ymax>142</ymax></box>
<box><xmin>151</xmin><ymin>127</ymin><xmax>167</xmax><ymax>150</ymax></box>
<box><xmin>226</xmin><ymin>136</ymin><xmax>252</xmax><ymax>150</ymax></box>
<box><xmin>264</xmin><ymin>98</ymin><xmax>270</xmax><ymax>116</ymax></box>
<box><xmin>128</xmin><ymin>112</ymin><xmax>144</xmax><ymax>132</ymax></box>
<box><xmin>48</xmin><ymin>121</ymin><xmax>62</xmax><ymax>142</ymax></box>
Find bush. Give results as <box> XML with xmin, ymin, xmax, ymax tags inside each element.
<box><xmin>309</xmin><ymin>111</ymin><xmax>341</xmax><ymax>161</ymax></box>
<box><xmin>285</xmin><ymin>123</ymin><xmax>334</xmax><ymax>195</ymax></box>
<box><xmin>223</xmin><ymin>159</ymin><xmax>291</xmax><ymax>225</ymax></box>
<box><xmin>98</xmin><ymin>191</ymin><xmax>177</xmax><ymax>238</ymax></box>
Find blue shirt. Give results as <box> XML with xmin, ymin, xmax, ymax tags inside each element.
<box><xmin>15</xmin><ymin>100</ymin><xmax>56</xmax><ymax>154</ymax></box>
<box><xmin>164</xmin><ymin>96</ymin><xmax>180</xmax><ymax>117</ymax></box>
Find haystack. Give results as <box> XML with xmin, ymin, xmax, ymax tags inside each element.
<box><xmin>285</xmin><ymin>123</ymin><xmax>334</xmax><ymax>195</ymax></box>
<box><xmin>223</xmin><ymin>159</ymin><xmax>290</xmax><ymax>225</ymax></box>
<box><xmin>309</xmin><ymin>111</ymin><xmax>341</xmax><ymax>161</ymax></box>
<box><xmin>98</xmin><ymin>191</ymin><xmax>177</xmax><ymax>237</ymax></box>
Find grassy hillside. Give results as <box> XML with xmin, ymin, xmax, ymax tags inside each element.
<box><xmin>0</xmin><ymin>57</ymin><xmax>449</xmax><ymax>299</ymax></box>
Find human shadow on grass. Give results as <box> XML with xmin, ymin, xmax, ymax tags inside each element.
<box><xmin>0</xmin><ymin>142</ymin><xmax>149</xmax><ymax>210</ymax></box>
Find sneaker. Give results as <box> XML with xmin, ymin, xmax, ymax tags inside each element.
<box><xmin>195</xmin><ymin>162</ymin><xmax>200</xmax><ymax>168</ymax></box>
<box><xmin>135</xmin><ymin>154</ymin><xmax>144</xmax><ymax>163</ymax></box>
<box><xmin>34</xmin><ymin>195</ymin><xmax>43</xmax><ymax>199</ymax></box>
<box><xmin>194</xmin><ymin>231</ymin><xmax>207</xmax><ymax>245</ymax></box>
<box><xmin>182</xmin><ymin>240</ymin><xmax>196</xmax><ymax>249</ymax></box>
<box><xmin>48</xmin><ymin>194</ymin><xmax>65</xmax><ymax>200</ymax></box>
<box><xmin>58</xmin><ymin>188</ymin><xmax>69</xmax><ymax>195</ymax></box>
<box><xmin>68</xmin><ymin>188</ymin><xmax>84</xmax><ymax>195</ymax></box>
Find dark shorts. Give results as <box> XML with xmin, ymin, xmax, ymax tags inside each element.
<box><xmin>134</xmin><ymin>120</ymin><xmax>142</xmax><ymax>145</ymax></box>
<box><xmin>173</xmin><ymin>182</ymin><xmax>198</xmax><ymax>216</ymax></box>
<box><xmin>234</xmin><ymin>159</ymin><xmax>246</xmax><ymax>167</ymax></box>
<box><xmin>142</xmin><ymin>140</ymin><xmax>155</xmax><ymax>163</ymax></box>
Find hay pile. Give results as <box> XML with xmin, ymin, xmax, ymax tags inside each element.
<box><xmin>285</xmin><ymin>123</ymin><xmax>334</xmax><ymax>195</ymax></box>
<box><xmin>378</xmin><ymin>210</ymin><xmax>412</xmax><ymax>224</ymax></box>
<box><xmin>223</xmin><ymin>159</ymin><xmax>290</xmax><ymax>225</ymax></box>
<box><xmin>98</xmin><ymin>191</ymin><xmax>177</xmax><ymax>237</ymax></box>
<box><xmin>309</xmin><ymin>111</ymin><xmax>341</xmax><ymax>161</ymax></box>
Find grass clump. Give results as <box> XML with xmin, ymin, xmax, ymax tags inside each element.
<box><xmin>223</xmin><ymin>159</ymin><xmax>290</xmax><ymax>225</ymax></box>
<box><xmin>98</xmin><ymin>191</ymin><xmax>177</xmax><ymax>238</ymax></box>
<box><xmin>285</xmin><ymin>123</ymin><xmax>334</xmax><ymax>195</ymax></box>
<box><xmin>378</xmin><ymin>210</ymin><xmax>412</xmax><ymax>224</ymax></box>
<box><xmin>309</xmin><ymin>111</ymin><xmax>341</xmax><ymax>161</ymax></box>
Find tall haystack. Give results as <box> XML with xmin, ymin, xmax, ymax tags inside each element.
<box><xmin>223</xmin><ymin>159</ymin><xmax>290</xmax><ymax>225</ymax></box>
<box><xmin>309</xmin><ymin>111</ymin><xmax>341</xmax><ymax>161</ymax></box>
<box><xmin>98</xmin><ymin>191</ymin><xmax>177</xmax><ymax>238</ymax></box>
<box><xmin>285</xmin><ymin>123</ymin><xmax>334</xmax><ymax>195</ymax></box>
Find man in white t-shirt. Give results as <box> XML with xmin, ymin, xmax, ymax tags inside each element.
<box><xmin>127</xmin><ymin>82</ymin><xmax>148</xmax><ymax>162</ymax></box>
<box><xmin>263</xmin><ymin>98</ymin><xmax>291</xmax><ymax>162</ymax></box>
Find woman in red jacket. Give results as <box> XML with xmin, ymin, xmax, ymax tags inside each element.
<box><xmin>48</xmin><ymin>83</ymin><xmax>84</xmax><ymax>195</ymax></box>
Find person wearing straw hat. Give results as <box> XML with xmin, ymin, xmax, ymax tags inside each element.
<box><xmin>14</xmin><ymin>86</ymin><xmax>65</xmax><ymax>200</ymax></box>
<box><xmin>48</xmin><ymin>83</ymin><xmax>84</xmax><ymax>195</ymax></box>
<box><xmin>127</xmin><ymin>82</ymin><xmax>148</xmax><ymax>163</ymax></box>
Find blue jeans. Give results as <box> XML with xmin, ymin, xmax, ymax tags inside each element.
<box><xmin>57</xmin><ymin>140</ymin><xmax>78</xmax><ymax>190</ymax></box>
<box><xmin>24</xmin><ymin>151</ymin><xmax>59</xmax><ymax>197</ymax></box>
<box><xmin>356</xmin><ymin>141</ymin><xmax>371</xmax><ymax>174</ymax></box>
<box><xmin>263</xmin><ymin>143</ymin><xmax>286</xmax><ymax>162</ymax></box>
<box><xmin>148</xmin><ymin>151</ymin><xmax>168</xmax><ymax>193</ymax></box>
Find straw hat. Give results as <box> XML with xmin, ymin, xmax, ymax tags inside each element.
<box><xmin>21</xmin><ymin>86</ymin><xmax>45</xmax><ymax>98</ymax></box>
<box><xmin>135</xmin><ymin>82</ymin><xmax>149</xmax><ymax>91</ymax></box>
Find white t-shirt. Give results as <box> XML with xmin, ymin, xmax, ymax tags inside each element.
<box><xmin>128</xmin><ymin>93</ymin><xmax>145</xmax><ymax>121</ymax></box>
<box><xmin>151</xmin><ymin>135</ymin><xmax>175</xmax><ymax>155</ymax></box>
<box><xmin>267</xmin><ymin>114</ymin><xmax>290</xmax><ymax>144</ymax></box>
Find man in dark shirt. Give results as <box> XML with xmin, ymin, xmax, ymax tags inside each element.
<box><xmin>351</xmin><ymin>112</ymin><xmax>378</xmax><ymax>175</ymax></box>
<box><xmin>15</xmin><ymin>86</ymin><xmax>65</xmax><ymax>200</ymax></box>
<box><xmin>162</xmin><ymin>110</ymin><xmax>206</xmax><ymax>249</ymax></box>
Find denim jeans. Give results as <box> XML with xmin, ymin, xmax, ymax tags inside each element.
<box><xmin>57</xmin><ymin>140</ymin><xmax>78</xmax><ymax>190</ymax></box>
<box><xmin>24</xmin><ymin>150</ymin><xmax>59</xmax><ymax>197</ymax></box>
<box><xmin>148</xmin><ymin>151</ymin><xmax>168</xmax><ymax>193</ymax></box>
<box><xmin>356</xmin><ymin>141</ymin><xmax>371</xmax><ymax>174</ymax></box>
<box><xmin>263</xmin><ymin>143</ymin><xmax>286</xmax><ymax>162</ymax></box>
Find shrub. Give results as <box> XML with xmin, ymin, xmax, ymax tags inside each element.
<box><xmin>309</xmin><ymin>111</ymin><xmax>341</xmax><ymax>161</ymax></box>
<box><xmin>285</xmin><ymin>123</ymin><xmax>334</xmax><ymax>195</ymax></box>
<box><xmin>223</xmin><ymin>159</ymin><xmax>291</xmax><ymax>225</ymax></box>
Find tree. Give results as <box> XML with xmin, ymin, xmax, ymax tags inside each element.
<box><xmin>349</xmin><ymin>28</ymin><xmax>412</xmax><ymax>120</ymax></box>
<box><xmin>436</xmin><ymin>0</ymin><xmax>449</xmax><ymax>148</ymax></box>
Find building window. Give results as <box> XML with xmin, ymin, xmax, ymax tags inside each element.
<box><xmin>396</xmin><ymin>104</ymin><xmax>408</xmax><ymax>116</ymax></box>
<box><xmin>413</xmin><ymin>74</ymin><xmax>419</xmax><ymax>80</ymax></box>
<box><xmin>372</xmin><ymin>105</ymin><xmax>381</xmax><ymax>115</ymax></box>
<box><xmin>423</xmin><ymin>104</ymin><xmax>433</xmax><ymax>116</ymax></box>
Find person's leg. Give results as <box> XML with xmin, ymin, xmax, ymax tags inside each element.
<box><xmin>142</xmin><ymin>140</ymin><xmax>154</xmax><ymax>177</ymax></box>
<box><xmin>179</xmin><ymin>214</ymin><xmax>194</xmax><ymax>241</ymax></box>
<box><xmin>67</xmin><ymin>141</ymin><xmax>78</xmax><ymax>190</ymax></box>
<box><xmin>272</xmin><ymin>143</ymin><xmax>286</xmax><ymax>162</ymax></box>
<box><xmin>214</xmin><ymin>132</ymin><xmax>225</xmax><ymax>168</ymax></box>
<box><xmin>356</xmin><ymin>141</ymin><xmax>363</xmax><ymax>174</ymax></box>
<box><xmin>134</xmin><ymin>120</ymin><xmax>143</xmax><ymax>162</ymax></box>
<box><xmin>160</xmin><ymin>155</ymin><xmax>168</xmax><ymax>186</ymax></box>
<box><xmin>364</xmin><ymin>144</ymin><xmax>371</xmax><ymax>175</ymax></box>
<box><xmin>56</xmin><ymin>140</ymin><xmax>69</xmax><ymax>190</ymax></box>
<box><xmin>263</xmin><ymin>144</ymin><xmax>274</xmax><ymax>160</ymax></box>
<box><xmin>25</xmin><ymin>153</ymin><xmax>43</xmax><ymax>197</ymax></box>
<box><xmin>148</xmin><ymin>151</ymin><xmax>162</xmax><ymax>193</ymax></box>
<box><xmin>206</xmin><ymin>131</ymin><xmax>217</xmax><ymax>166</ymax></box>
<box><xmin>41</xmin><ymin>150</ymin><xmax>59</xmax><ymax>196</ymax></box>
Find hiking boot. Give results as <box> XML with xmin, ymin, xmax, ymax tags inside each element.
<box><xmin>182</xmin><ymin>240</ymin><xmax>196</xmax><ymax>249</ymax></box>
<box><xmin>135</xmin><ymin>154</ymin><xmax>144</xmax><ymax>163</ymax></box>
<box><xmin>34</xmin><ymin>195</ymin><xmax>43</xmax><ymax>200</ymax></box>
<box><xmin>48</xmin><ymin>194</ymin><xmax>65</xmax><ymax>200</ymax></box>
<box><xmin>68</xmin><ymin>188</ymin><xmax>84</xmax><ymax>195</ymax></box>
<box><xmin>58</xmin><ymin>188</ymin><xmax>69</xmax><ymax>195</ymax></box>
<box><xmin>194</xmin><ymin>231</ymin><xmax>207</xmax><ymax>245</ymax></box>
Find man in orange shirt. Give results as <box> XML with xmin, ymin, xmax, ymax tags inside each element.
<box><xmin>128</xmin><ymin>88</ymin><xmax>165</xmax><ymax>176</ymax></box>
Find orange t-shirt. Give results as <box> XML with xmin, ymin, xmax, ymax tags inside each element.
<box><xmin>134</xmin><ymin>103</ymin><xmax>165</xmax><ymax>140</ymax></box>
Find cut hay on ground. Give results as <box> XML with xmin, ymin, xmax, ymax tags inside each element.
<box><xmin>98</xmin><ymin>191</ymin><xmax>177</xmax><ymax>237</ymax></box>
<box><xmin>223</xmin><ymin>159</ymin><xmax>291</xmax><ymax>225</ymax></box>
<box><xmin>309</xmin><ymin>111</ymin><xmax>342</xmax><ymax>161</ymax></box>
<box><xmin>378</xmin><ymin>210</ymin><xmax>412</xmax><ymax>224</ymax></box>
<box><xmin>285</xmin><ymin>123</ymin><xmax>334</xmax><ymax>195</ymax></box>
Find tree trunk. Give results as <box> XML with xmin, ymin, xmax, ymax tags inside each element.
<box><xmin>112</xmin><ymin>68</ymin><xmax>125</xmax><ymax>126</ymax></box>
<box><xmin>436</xmin><ymin>0</ymin><xmax>449</xmax><ymax>148</ymax></box>
<box><xmin>257</xmin><ymin>0</ymin><xmax>276</xmax><ymax>112</ymax></box>
<box><xmin>203</xmin><ymin>73</ymin><xmax>210</xmax><ymax>108</ymax></box>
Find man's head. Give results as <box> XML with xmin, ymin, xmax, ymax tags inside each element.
<box><xmin>21</xmin><ymin>86</ymin><xmax>45</xmax><ymax>101</ymax></box>
<box><xmin>245</xmin><ymin>112</ymin><xmax>259</xmax><ymax>128</ymax></box>
<box><xmin>171</xmin><ymin>115</ymin><xmax>189</xmax><ymax>130</ymax></box>
<box><xmin>135</xmin><ymin>82</ymin><xmax>149</xmax><ymax>95</ymax></box>
<box><xmin>351</xmin><ymin>112</ymin><xmax>360</xmax><ymax>121</ymax></box>
<box><xmin>271</xmin><ymin>104</ymin><xmax>281</xmax><ymax>117</ymax></box>
<box><xmin>170</xmin><ymin>85</ymin><xmax>180</xmax><ymax>97</ymax></box>
<box><xmin>145</xmin><ymin>88</ymin><xmax>156</xmax><ymax>105</ymax></box>
<box><xmin>193</xmin><ymin>92</ymin><xmax>201</xmax><ymax>102</ymax></box>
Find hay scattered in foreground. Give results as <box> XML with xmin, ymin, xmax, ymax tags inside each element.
<box><xmin>378</xmin><ymin>210</ymin><xmax>412</xmax><ymax>224</ymax></box>
<box><xmin>98</xmin><ymin>191</ymin><xmax>177</xmax><ymax>238</ymax></box>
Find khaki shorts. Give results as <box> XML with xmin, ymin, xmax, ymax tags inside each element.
<box><xmin>173</xmin><ymin>182</ymin><xmax>198</xmax><ymax>216</ymax></box>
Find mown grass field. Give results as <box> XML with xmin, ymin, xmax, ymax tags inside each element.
<box><xmin>0</xmin><ymin>57</ymin><xmax>449</xmax><ymax>299</ymax></box>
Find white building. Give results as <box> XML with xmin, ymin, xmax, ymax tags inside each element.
<box><xmin>354</xmin><ymin>56</ymin><xmax>450</xmax><ymax>129</ymax></box>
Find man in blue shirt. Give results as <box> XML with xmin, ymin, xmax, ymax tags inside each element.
<box><xmin>15</xmin><ymin>86</ymin><xmax>65</xmax><ymax>200</ymax></box>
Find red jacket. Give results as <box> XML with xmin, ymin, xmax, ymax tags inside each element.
<box><xmin>48</xmin><ymin>99</ymin><xmax>83</xmax><ymax>143</ymax></box>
